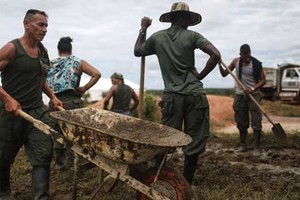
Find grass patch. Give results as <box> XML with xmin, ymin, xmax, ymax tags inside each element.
<box><xmin>262</xmin><ymin>100</ymin><xmax>300</xmax><ymax>117</ymax></box>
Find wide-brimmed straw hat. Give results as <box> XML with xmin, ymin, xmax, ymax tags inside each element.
<box><xmin>159</xmin><ymin>2</ymin><xmax>202</xmax><ymax>26</ymax></box>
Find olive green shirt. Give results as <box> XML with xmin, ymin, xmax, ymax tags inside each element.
<box><xmin>137</xmin><ymin>25</ymin><xmax>211</xmax><ymax>95</ymax></box>
<box><xmin>112</xmin><ymin>84</ymin><xmax>132</xmax><ymax>113</ymax></box>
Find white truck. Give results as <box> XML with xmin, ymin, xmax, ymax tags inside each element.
<box><xmin>261</xmin><ymin>63</ymin><xmax>300</xmax><ymax>103</ymax></box>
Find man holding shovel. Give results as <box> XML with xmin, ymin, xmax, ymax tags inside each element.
<box><xmin>134</xmin><ymin>2</ymin><xmax>221</xmax><ymax>185</ymax></box>
<box><xmin>219</xmin><ymin>44</ymin><xmax>266</xmax><ymax>152</ymax></box>
<box><xmin>0</xmin><ymin>9</ymin><xmax>62</xmax><ymax>199</ymax></box>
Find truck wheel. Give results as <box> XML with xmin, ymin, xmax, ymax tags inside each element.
<box><xmin>136</xmin><ymin>166</ymin><xmax>192</xmax><ymax>200</ymax></box>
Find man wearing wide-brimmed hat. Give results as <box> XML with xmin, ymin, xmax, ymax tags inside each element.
<box><xmin>134</xmin><ymin>2</ymin><xmax>221</xmax><ymax>185</ymax></box>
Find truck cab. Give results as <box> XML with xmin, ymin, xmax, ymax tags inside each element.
<box><xmin>261</xmin><ymin>67</ymin><xmax>277</xmax><ymax>100</ymax></box>
<box><xmin>278</xmin><ymin>63</ymin><xmax>300</xmax><ymax>103</ymax></box>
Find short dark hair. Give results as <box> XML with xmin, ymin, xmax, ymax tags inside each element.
<box><xmin>57</xmin><ymin>37</ymin><xmax>73</xmax><ymax>53</ymax></box>
<box><xmin>240</xmin><ymin>44</ymin><xmax>251</xmax><ymax>54</ymax></box>
<box><xmin>24</xmin><ymin>9</ymin><xmax>48</xmax><ymax>20</ymax></box>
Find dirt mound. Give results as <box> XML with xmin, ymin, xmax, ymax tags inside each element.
<box><xmin>89</xmin><ymin>95</ymin><xmax>234</xmax><ymax>123</ymax></box>
<box><xmin>207</xmin><ymin>95</ymin><xmax>234</xmax><ymax>129</ymax></box>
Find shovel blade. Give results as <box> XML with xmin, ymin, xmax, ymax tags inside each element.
<box><xmin>272</xmin><ymin>123</ymin><xmax>287</xmax><ymax>139</ymax></box>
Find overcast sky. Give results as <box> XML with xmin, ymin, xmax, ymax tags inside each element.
<box><xmin>0</xmin><ymin>0</ymin><xmax>299</xmax><ymax>89</ymax></box>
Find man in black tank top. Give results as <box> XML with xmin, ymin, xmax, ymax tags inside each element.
<box><xmin>0</xmin><ymin>9</ymin><xmax>62</xmax><ymax>199</ymax></box>
<box><xmin>103</xmin><ymin>73</ymin><xmax>139</xmax><ymax>116</ymax></box>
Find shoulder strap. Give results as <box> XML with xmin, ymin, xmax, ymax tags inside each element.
<box><xmin>238</xmin><ymin>58</ymin><xmax>242</xmax><ymax>80</ymax></box>
<box><xmin>9</xmin><ymin>39</ymin><xmax>24</xmax><ymax>59</ymax></box>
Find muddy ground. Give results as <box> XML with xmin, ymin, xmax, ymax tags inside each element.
<box><xmin>9</xmin><ymin>95</ymin><xmax>300</xmax><ymax>199</ymax></box>
<box><xmin>10</xmin><ymin>133</ymin><xmax>300</xmax><ymax>200</ymax></box>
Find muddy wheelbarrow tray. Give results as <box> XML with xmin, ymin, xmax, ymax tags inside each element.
<box><xmin>19</xmin><ymin>108</ymin><xmax>192</xmax><ymax>200</ymax></box>
<box><xmin>50</xmin><ymin>108</ymin><xmax>192</xmax><ymax>165</ymax></box>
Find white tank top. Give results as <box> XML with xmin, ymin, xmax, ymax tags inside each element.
<box><xmin>235</xmin><ymin>59</ymin><xmax>256</xmax><ymax>95</ymax></box>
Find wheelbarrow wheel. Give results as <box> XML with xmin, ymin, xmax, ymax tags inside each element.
<box><xmin>136</xmin><ymin>166</ymin><xmax>192</xmax><ymax>200</ymax></box>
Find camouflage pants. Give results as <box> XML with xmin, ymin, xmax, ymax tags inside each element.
<box><xmin>233</xmin><ymin>93</ymin><xmax>262</xmax><ymax>132</ymax></box>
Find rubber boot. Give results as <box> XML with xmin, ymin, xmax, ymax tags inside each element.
<box><xmin>238</xmin><ymin>129</ymin><xmax>248</xmax><ymax>152</ymax></box>
<box><xmin>32</xmin><ymin>166</ymin><xmax>50</xmax><ymax>200</ymax></box>
<box><xmin>183</xmin><ymin>154</ymin><xmax>199</xmax><ymax>185</ymax></box>
<box><xmin>239</xmin><ymin>129</ymin><xmax>248</xmax><ymax>144</ymax></box>
<box><xmin>0</xmin><ymin>165</ymin><xmax>13</xmax><ymax>200</ymax></box>
<box><xmin>253</xmin><ymin>130</ymin><xmax>262</xmax><ymax>149</ymax></box>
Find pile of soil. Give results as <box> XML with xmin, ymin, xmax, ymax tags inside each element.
<box><xmin>207</xmin><ymin>95</ymin><xmax>235</xmax><ymax>129</ymax></box>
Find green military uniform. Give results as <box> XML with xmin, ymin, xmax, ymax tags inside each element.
<box><xmin>136</xmin><ymin>25</ymin><xmax>211</xmax><ymax>184</ymax></box>
<box><xmin>0</xmin><ymin>39</ymin><xmax>53</xmax><ymax>199</ymax></box>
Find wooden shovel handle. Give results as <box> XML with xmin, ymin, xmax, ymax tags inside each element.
<box><xmin>138</xmin><ymin>56</ymin><xmax>146</xmax><ymax>119</ymax></box>
<box><xmin>220</xmin><ymin>60</ymin><xmax>275</xmax><ymax>125</ymax></box>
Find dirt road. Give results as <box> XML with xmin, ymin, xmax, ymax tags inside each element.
<box><xmin>216</xmin><ymin>115</ymin><xmax>300</xmax><ymax>134</ymax></box>
<box><xmin>208</xmin><ymin>95</ymin><xmax>300</xmax><ymax>134</ymax></box>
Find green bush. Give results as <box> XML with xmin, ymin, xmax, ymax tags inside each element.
<box><xmin>143</xmin><ymin>92</ymin><xmax>160</xmax><ymax>122</ymax></box>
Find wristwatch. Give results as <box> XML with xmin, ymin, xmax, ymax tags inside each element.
<box><xmin>139</xmin><ymin>29</ymin><xmax>146</xmax><ymax>35</ymax></box>
<box><xmin>250</xmin><ymin>86</ymin><xmax>255</xmax><ymax>91</ymax></box>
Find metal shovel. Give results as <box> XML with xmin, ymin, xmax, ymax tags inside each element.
<box><xmin>220</xmin><ymin>60</ymin><xmax>287</xmax><ymax>139</ymax></box>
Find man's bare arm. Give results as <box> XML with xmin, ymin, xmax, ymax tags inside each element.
<box><xmin>219</xmin><ymin>58</ymin><xmax>238</xmax><ymax>77</ymax></box>
<box><xmin>130</xmin><ymin>88</ymin><xmax>139</xmax><ymax>112</ymax></box>
<box><xmin>134</xmin><ymin>17</ymin><xmax>152</xmax><ymax>57</ymax></box>
<box><xmin>42</xmin><ymin>82</ymin><xmax>62</xmax><ymax>108</ymax></box>
<box><xmin>77</xmin><ymin>60</ymin><xmax>101</xmax><ymax>94</ymax></box>
<box><xmin>253</xmin><ymin>70</ymin><xmax>267</xmax><ymax>90</ymax></box>
<box><xmin>103</xmin><ymin>85</ymin><xmax>117</xmax><ymax>110</ymax></box>
<box><xmin>0</xmin><ymin>42</ymin><xmax>21</xmax><ymax>114</ymax></box>
<box><xmin>0</xmin><ymin>43</ymin><xmax>15</xmax><ymax>71</ymax></box>
<box><xmin>196</xmin><ymin>43</ymin><xmax>221</xmax><ymax>80</ymax></box>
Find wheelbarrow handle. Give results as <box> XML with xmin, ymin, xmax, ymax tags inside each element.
<box><xmin>56</xmin><ymin>106</ymin><xmax>65</xmax><ymax>111</ymax></box>
<box><xmin>17</xmin><ymin>111</ymin><xmax>171</xmax><ymax>200</ymax></box>
<box><xmin>18</xmin><ymin>109</ymin><xmax>39</xmax><ymax>124</ymax></box>
<box><xmin>17</xmin><ymin>109</ymin><xmax>66</xmax><ymax>144</ymax></box>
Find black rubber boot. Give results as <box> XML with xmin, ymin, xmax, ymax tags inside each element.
<box><xmin>253</xmin><ymin>130</ymin><xmax>262</xmax><ymax>149</ymax></box>
<box><xmin>0</xmin><ymin>165</ymin><xmax>12</xmax><ymax>199</ymax></box>
<box><xmin>183</xmin><ymin>154</ymin><xmax>199</xmax><ymax>185</ymax></box>
<box><xmin>32</xmin><ymin>166</ymin><xmax>50</xmax><ymax>200</ymax></box>
<box><xmin>237</xmin><ymin>129</ymin><xmax>248</xmax><ymax>152</ymax></box>
<box><xmin>239</xmin><ymin>129</ymin><xmax>248</xmax><ymax>145</ymax></box>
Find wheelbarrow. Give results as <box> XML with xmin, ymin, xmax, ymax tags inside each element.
<box><xmin>18</xmin><ymin>108</ymin><xmax>193</xmax><ymax>200</ymax></box>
